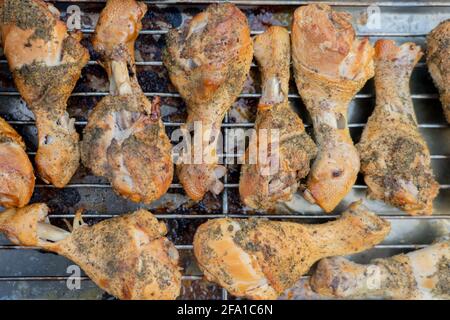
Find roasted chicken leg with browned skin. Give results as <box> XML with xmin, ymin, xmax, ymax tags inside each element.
<box><xmin>163</xmin><ymin>3</ymin><xmax>253</xmax><ymax>201</ymax></box>
<box><xmin>239</xmin><ymin>26</ymin><xmax>317</xmax><ymax>211</ymax></box>
<box><xmin>81</xmin><ymin>0</ymin><xmax>173</xmax><ymax>204</ymax></box>
<box><xmin>0</xmin><ymin>117</ymin><xmax>35</xmax><ymax>208</ymax></box>
<box><xmin>357</xmin><ymin>40</ymin><xmax>439</xmax><ymax>215</ymax></box>
<box><xmin>0</xmin><ymin>203</ymin><xmax>182</xmax><ymax>300</ymax></box>
<box><xmin>194</xmin><ymin>201</ymin><xmax>390</xmax><ymax>300</ymax></box>
<box><xmin>0</xmin><ymin>0</ymin><xmax>89</xmax><ymax>187</ymax></box>
<box><xmin>292</xmin><ymin>4</ymin><xmax>374</xmax><ymax>212</ymax></box>
<box><xmin>427</xmin><ymin>19</ymin><xmax>450</xmax><ymax>123</ymax></box>
<box><xmin>311</xmin><ymin>235</ymin><xmax>450</xmax><ymax>299</ymax></box>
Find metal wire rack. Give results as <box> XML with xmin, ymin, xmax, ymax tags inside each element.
<box><xmin>0</xmin><ymin>0</ymin><xmax>449</xmax><ymax>299</ymax></box>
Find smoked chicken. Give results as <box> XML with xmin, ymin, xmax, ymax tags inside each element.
<box><xmin>0</xmin><ymin>117</ymin><xmax>35</xmax><ymax>208</ymax></box>
<box><xmin>292</xmin><ymin>4</ymin><xmax>374</xmax><ymax>212</ymax></box>
<box><xmin>0</xmin><ymin>0</ymin><xmax>89</xmax><ymax>187</ymax></box>
<box><xmin>239</xmin><ymin>26</ymin><xmax>317</xmax><ymax>211</ymax></box>
<box><xmin>81</xmin><ymin>0</ymin><xmax>173</xmax><ymax>204</ymax></box>
<box><xmin>311</xmin><ymin>235</ymin><xmax>450</xmax><ymax>299</ymax></box>
<box><xmin>357</xmin><ymin>40</ymin><xmax>439</xmax><ymax>215</ymax></box>
<box><xmin>0</xmin><ymin>203</ymin><xmax>182</xmax><ymax>300</ymax></box>
<box><xmin>163</xmin><ymin>3</ymin><xmax>253</xmax><ymax>201</ymax></box>
<box><xmin>427</xmin><ymin>19</ymin><xmax>450</xmax><ymax>123</ymax></box>
<box><xmin>194</xmin><ymin>201</ymin><xmax>390</xmax><ymax>299</ymax></box>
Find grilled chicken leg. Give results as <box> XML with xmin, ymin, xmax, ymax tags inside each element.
<box><xmin>81</xmin><ymin>0</ymin><xmax>173</xmax><ymax>203</ymax></box>
<box><xmin>0</xmin><ymin>0</ymin><xmax>89</xmax><ymax>187</ymax></box>
<box><xmin>357</xmin><ymin>40</ymin><xmax>439</xmax><ymax>215</ymax></box>
<box><xmin>163</xmin><ymin>3</ymin><xmax>253</xmax><ymax>201</ymax></box>
<box><xmin>0</xmin><ymin>117</ymin><xmax>35</xmax><ymax>208</ymax></box>
<box><xmin>0</xmin><ymin>203</ymin><xmax>182</xmax><ymax>300</ymax></box>
<box><xmin>239</xmin><ymin>27</ymin><xmax>317</xmax><ymax>211</ymax></box>
<box><xmin>292</xmin><ymin>4</ymin><xmax>374</xmax><ymax>212</ymax></box>
<box><xmin>194</xmin><ymin>201</ymin><xmax>390</xmax><ymax>299</ymax></box>
<box><xmin>427</xmin><ymin>19</ymin><xmax>450</xmax><ymax>123</ymax></box>
<box><xmin>311</xmin><ymin>235</ymin><xmax>450</xmax><ymax>299</ymax></box>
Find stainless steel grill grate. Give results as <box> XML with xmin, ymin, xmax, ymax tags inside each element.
<box><xmin>0</xmin><ymin>0</ymin><xmax>449</xmax><ymax>300</ymax></box>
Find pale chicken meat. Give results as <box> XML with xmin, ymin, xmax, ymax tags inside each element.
<box><xmin>81</xmin><ymin>0</ymin><xmax>173</xmax><ymax>204</ymax></box>
<box><xmin>0</xmin><ymin>0</ymin><xmax>89</xmax><ymax>187</ymax></box>
<box><xmin>357</xmin><ymin>40</ymin><xmax>439</xmax><ymax>215</ymax></box>
<box><xmin>0</xmin><ymin>117</ymin><xmax>35</xmax><ymax>208</ymax></box>
<box><xmin>239</xmin><ymin>26</ymin><xmax>317</xmax><ymax>211</ymax></box>
<box><xmin>163</xmin><ymin>3</ymin><xmax>253</xmax><ymax>201</ymax></box>
<box><xmin>0</xmin><ymin>203</ymin><xmax>182</xmax><ymax>300</ymax></box>
<box><xmin>427</xmin><ymin>19</ymin><xmax>450</xmax><ymax>123</ymax></box>
<box><xmin>292</xmin><ymin>4</ymin><xmax>374</xmax><ymax>212</ymax></box>
<box><xmin>311</xmin><ymin>235</ymin><xmax>450</xmax><ymax>299</ymax></box>
<box><xmin>194</xmin><ymin>201</ymin><xmax>390</xmax><ymax>299</ymax></box>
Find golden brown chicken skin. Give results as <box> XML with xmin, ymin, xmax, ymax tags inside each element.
<box><xmin>163</xmin><ymin>3</ymin><xmax>253</xmax><ymax>201</ymax></box>
<box><xmin>194</xmin><ymin>201</ymin><xmax>390</xmax><ymax>299</ymax></box>
<box><xmin>292</xmin><ymin>4</ymin><xmax>374</xmax><ymax>212</ymax></box>
<box><xmin>0</xmin><ymin>0</ymin><xmax>89</xmax><ymax>187</ymax></box>
<box><xmin>357</xmin><ymin>40</ymin><xmax>439</xmax><ymax>215</ymax></box>
<box><xmin>0</xmin><ymin>117</ymin><xmax>35</xmax><ymax>208</ymax></box>
<box><xmin>239</xmin><ymin>26</ymin><xmax>317</xmax><ymax>211</ymax></box>
<box><xmin>427</xmin><ymin>19</ymin><xmax>450</xmax><ymax>123</ymax></box>
<box><xmin>81</xmin><ymin>0</ymin><xmax>173</xmax><ymax>204</ymax></box>
<box><xmin>0</xmin><ymin>203</ymin><xmax>182</xmax><ymax>300</ymax></box>
<box><xmin>311</xmin><ymin>235</ymin><xmax>450</xmax><ymax>300</ymax></box>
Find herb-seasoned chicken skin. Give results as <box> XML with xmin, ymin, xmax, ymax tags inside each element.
<box><xmin>427</xmin><ymin>19</ymin><xmax>450</xmax><ymax>123</ymax></box>
<box><xmin>311</xmin><ymin>235</ymin><xmax>450</xmax><ymax>299</ymax></box>
<box><xmin>0</xmin><ymin>0</ymin><xmax>89</xmax><ymax>187</ymax></box>
<box><xmin>163</xmin><ymin>3</ymin><xmax>253</xmax><ymax>201</ymax></box>
<box><xmin>239</xmin><ymin>27</ymin><xmax>316</xmax><ymax>211</ymax></box>
<box><xmin>357</xmin><ymin>40</ymin><xmax>439</xmax><ymax>215</ymax></box>
<box><xmin>292</xmin><ymin>4</ymin><xmax>374</xmax><ymax>212</ymax></box>
<box><xmin>0</xmin><ymin>203</ymin><xmax>182</xmax><ymax>300</ymax></box>
<box><xmin>0</xmin><ymin>117</ymin><xmax>35</xmax><ymax>208</ymax></box>
<box><xmin>194</xmin><ymin>201</ymin><xmax>390</xmax><ymax>299</ymax></box>
<box><xmin>81</xmin><ymin>0</ymin><xmax>173</xmax><ymax>203</ymax></box>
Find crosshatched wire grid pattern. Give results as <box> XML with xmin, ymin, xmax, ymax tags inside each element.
<box><xmin>0</xmin><ymin>0</ymin><xmax>449</xmax><ymax>300</ymax></box>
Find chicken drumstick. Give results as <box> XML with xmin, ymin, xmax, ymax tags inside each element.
<box><xmin>311</xmin><ymin>235</ymin><xmax>450</xmax><ymax>299</ymax></box>
<box><xmin>194</xmin><ymin>201</ymin><xmax>390</xmax><ymax>299</ymax></box>
<box><xmin>239</xmin><ymin>26</ymin><xmax>317</xmax><ymax>211</ymax></box>
<box><xmin>163</xmin><ymin>3</ymin><xmax>253</xmax><ymax>201</ymax></box>
<box><xmin>81</xmin><ymin>0</ymin><xmax>173</xmax><ymax>203</ymax></box>
<box><xmin>427</xmin><ymin>19</ymin><xmax>450</xmax><ymax>123</ymax></box>
<box><xmin>0</xmin><ymin>203</ymin><xmax>182</xmax><ymax>300</ymax></box>
<box><xmin>292</xmin><ymin>4</ymin><xmax>374</xmax><ymax>212</ymax></box>
<box><xmin>357</xmin><ymin>40</ymin><xmax>439</xmax><ymax>215</ymax></box>
<box><xmin>0</xmin><ymin>117</ymin><xmax>35</xmax><ymax>208</ymax></box>
<box><xmin>0</xmin><ymin>0</ymin><xmax>89</xmax><ymax>187</ymax></box>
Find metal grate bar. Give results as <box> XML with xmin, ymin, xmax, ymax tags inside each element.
<box><xmin>38</xmin><ymin>214</ymin><xmax>450</xmax><ymax>220</ymax></box>
<box><xmin>77</xmin><ymin>28</ymin><xmax>431</xmax><ymax>37</ymax></box>
<box><xmin>9</xmin><ymin>121</ymin><xmax>449</xmax><ymax>130</ymax></box>
<box><xmin>0</xmin><ymin>244</ymin><xmax>428</xmax><ymax>250</ymax></box>
<box><xmin>32</xmin><ymin>183</ymin><xmax>450</xmax><ymax>189</ymax></box>
<box><xmin>144</xmin><ymin>1</ymin><xmax>450</xmax><ymax>6</ymax></box>
<box><xmin>0</xmin><ymin>91</ymin><xmax>440</xmax><ymax>99</ymax></box>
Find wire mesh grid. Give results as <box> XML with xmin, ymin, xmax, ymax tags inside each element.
<box><xmin>0</xmin><ymin>0</ymin><xmax>449</xmax><ymax>299</ymax></box>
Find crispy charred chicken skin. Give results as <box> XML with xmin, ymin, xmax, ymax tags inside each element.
<box><xmin>163</xmin><ymin>3</ymin><xmax>253</xmax><ymax>201</ymax></box>
<box><xmin>292</xmin><ymin>4</ymin><xmax>374</xmax><ymax>212</ymax></box>
<box><xmin>311</xmin><ymin>235</ymin><xmax>450</xmax><ymax>300</ymax></box>
<box><xmin>0</xmin><ymin>203</ymin><xmax>182</xmax><ymax>300</ymax></box>
<box><xmin>0</xmin><ymin>117</ymin><xmax>35</xmax><ymax>208</ymax></box>
<box><xmin>0</xmin><ymin>0</ymin><xmax>89</xmax><ymax>187</ymax></box>
<box><xmin>357</xmin><ymin>40</ymin><xmax>439</xmax><ymax>215</ymax></box>
<box><xmin>81</xmin><ymin>0</ymin><xmax>173</xmax><ymax>204</ymax></box>
<box><xmin>239</xmin><ymin>27</ymin><xmax>317</xmax><ymax>211</ymax></box>
<box><xmin>194</xmin><ymin>201</ymin><xmax>390</xmax><ymax>299</ymax></box>
<box><xmin>427</xmin><ymin>19</ymin><xmax>450</xmax><ymax>123</ymax></box>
